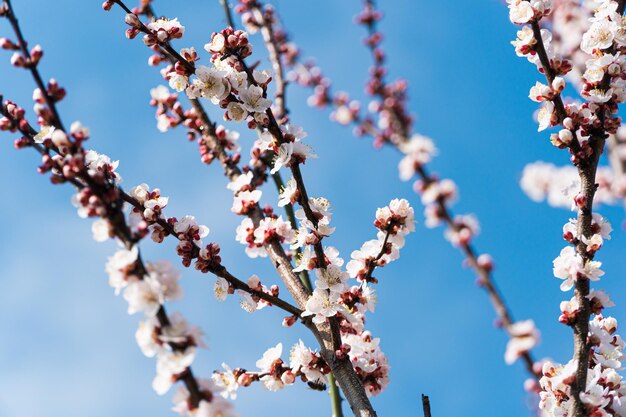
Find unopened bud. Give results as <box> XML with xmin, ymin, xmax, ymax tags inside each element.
<box><xmin>551</xmin><ymin>77</ymin><xmax>565</xmax><ymax>93</ymax></box>
<box><xmin>563</xmin><ymin>117</ymin><xmax>574</xmax><ymax>130</ymax></box>
<box><xmin>126</xmin><ymin>28</ymin><xmax>139</xmax><ymax>40</ymax></box>
<box><xmin>574</xmin><ymin>193</ymin><xmax>587</xmax><ymax>209</ymax></box>
<box><xmin>125</xmin><ymin>13</ymin><xmax>141</xmax><ymax>28</ymax></box>
<box><xmin>51</xmin><ymin>129</ymin><xmax>71</xmax><ymax>148</ymax></box>
<box><xmin>237</xmin><ymin>373</ymin><xmax>254</xmax><ymax>387</ymax></box>
<box><xmin>0</xmin><ymin>37</ymin><xmax>16</xmax><ymax>50</ymax></box>
<box><xmin>477</xmin><ymin>254</ymin><xmax>494</xmax><ymax>272</ymax></box>
<box><xmin>30</xmin><ymin>44</ymin><xmax>43</xmax><ymax>65</ymax></box>
<box><xmin>282</xmin><ymin>315</ymin><xmax>297</xmax><ymax>327</ymax></box>
<box><xmin>558</xmin><ymin>129</ymin><xmax>573</xmax><ymax>145</ymax></box>
<box><xmin>10</xmin><ymin>52</ymin><xmax>25</xmax><ymax>67</ymax></box>
<box><xmin>280</xmin><ymin>370</ymin><xmax>295</xmax><ymax>385</ymax></box>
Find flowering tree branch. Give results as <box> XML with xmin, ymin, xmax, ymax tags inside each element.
<box><xmin>138</xmin><ymin>1</ymin><xmax>313</xmax><ymax>294</ymax></box>
<box><xmin>508</xmin><ymin>0</ymin><xmax>626</xmax><ymax>415</ymax></box>
<box><xmin>103</xmin><ymin>1</ymin><xmax>412</xmax><ymax>415</ymax></box>
<box><xmin>518</xmin><ymin>2</ymin><xmax>626</xmax><ymax>215</ymax></box>
<box><xmin>0</xmin><ymin>91</ymin><xmax>317</xmax><ymax>403</ymax></box>
<box><xmin>0</xmin><ymin>101</ymin><xmax>212</xmax><ymax>408</ymax></box>
<box><xmin>244</xmin><ymin>0</ymin><xmax>541</xmax><ymax>383</ymax></box>
<box><xmin>228</xmin><ymin>2</ymin><xmax>346</xmax><ymax>412</ymax></box>
<box><xmin>0</xmin><ymin>3</ymin><xmax>376</xmax><ymax>415</ymax></box>
<box><xmin>12</xmin><ymin>0</ymin><xmax>622</xmax><ymax>415</ymax></box>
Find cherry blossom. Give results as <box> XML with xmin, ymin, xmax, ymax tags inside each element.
<box><xmin>255</xmin><ymin>343</ymin><xmax>286</xmax><ymax>391</ymax></box>
<box><xmin>505</xmin><ymin>320</ymin><xmax>540</xmax><ymax>365</ymax></box>
<box><xmin>302</xmin><ymin>289</ymin><xmax>344</xmax><ymax>324</ymax></box>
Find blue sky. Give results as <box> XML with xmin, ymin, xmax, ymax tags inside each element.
<box><xmin>2</xmin><ymin>0</ymin><xmax>626</xmax><ymax>416</ymax></box>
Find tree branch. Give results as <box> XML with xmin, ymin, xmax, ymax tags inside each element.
<box><xmin>107</xmin><ymin>4</ymin><xmax>377</xmax><ymax>415</ymax></box>
<box><xmin>421</xmin><ymin>394</ymin><xmax>432</xmax><ymax>417</ymax></box>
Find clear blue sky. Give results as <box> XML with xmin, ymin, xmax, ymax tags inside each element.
<box><xmin>2</xmin><ymin>1</ymin><xmax>626</xmax><ymax>416</ymax></box>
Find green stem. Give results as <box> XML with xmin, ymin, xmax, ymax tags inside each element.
<box><xmin>328</xmin><ymin>373</ymin><xmax>345</xmax><ymax>417</ymax></box>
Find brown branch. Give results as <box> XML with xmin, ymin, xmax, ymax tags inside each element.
<box><xmin>234</xmin><ymin>51</ymin><xmax>377</xmax><ymax>417</ymax></box>
<box><xmin>4</xmin><ymin>0</ymin><xmax>65</xmax><ymax>131</ymax></box>
<box><xmin>143</xmin><ymin>3</ymin><xmax>313</xmax><ymax>293</ymax></box>
<box><xmin>361</xmin><ymin>229</ymin><xmax>391</xmax><ymax>284</ymax></box>
<box><xmin>233</xmin><ymin>4</ymin><xmax>346</xmax><ymax>413</ymax></box>
<box><xmin>359</xmin><ymin>0</ymin><xmax>541</xmax><ymax>379</ymax></box>
<box><xmin>0</xmin><ymin>109</ymin><xmax>206</xmax><ymax>407</ymax></box>
<box><xmin>523</xmin><ymin>2</ymin><xmax>626</xmax><ymax>413</ymax></box>
<box><xmin>421</xmin><ymin>394</ymin><xmax>432</xmax><ymax>417</ymax></box>
<box><xmin>107</xmin><ymin>5</ymin><xmax>377</xmax><ymax>415</ymax></box>
<box><xmin>119</xmin><ymin>191</ymin><xmax>304</xmax><ymax>316</ymax></box>
<box><xmin>249</xmin><ymin>4</ymin><xmax>288</xmax><ymax>118</ymax></box>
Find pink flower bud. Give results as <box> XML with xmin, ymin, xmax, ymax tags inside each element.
<box><xmin>30</xmin><ymin>44</ymin><xmax>43</xmax><ymax>65</ymax></box>
<box><xmin>477</xmin><ymin>254</ymin><xmax>494</xmax><ymax>272</ymax></box>
<box><xmin>237</xmin><ymin>373</ymin><xmax>254</xmax><ymax>387</ymax></box>
<box><xmin>101</xmin><ymin>1</ymin><xmax>114</xmax><ymax>11</ymax></box>
<box><xmin>148</xmin><ymin>55</ymin><xmax>162</xmax><ymax>66</ymax></box>
<box><xmin>524</xmin><ymin>378</ymin><xmax>539</xmax><ymax>393</ymax></box>
<box><xmin>32</xmin><ymin>88</ymin><xmax>44</xmax><ymax>104</ymax></box>
<box><xmin>0</xmin><ymin>37</ymin><xmax>16</xmax><ymax>50</ymax></box>
<box><xmin>0</xmin><ymin>116</ymin><xmax>13</xmax><ymax>131</ymax></box>
<box><xmin>551</xmin><ymin>77</ymin><xmax>565</xmax><ymax>93</ymax></box>
<box><xmin>125</xmin><ymin>13</ymin><xmax>141</xmax><ymax>28</ymax></box>
<box><xmin>603</xmin><ymin>317</ymin><xmax>618</xmax><ymax>334</ymax></box>
<box><xmin>270</xmin><ymin>284</ymin><xmax>279</xmax><ymax>296</ymax></box>
<box><xmin>10</xmin><ymin>52</ymin><xmax>25</xmax><ymax>67</ymax></box>
<box><xmin>563</xmin><ymin>117</ymin><xmax>574</xmax><ymax>130</ymax></box>
<box><xmin>558</xmin><ymin>129</ymin><xmax>573</xmax><ymax>145</ymax></box>
<box><xmin>574</xmin><ymin>193</ymin><xmax>587</xmax><ymax>209</ymax></box>
<box><xmin>282</xmin><ymin>315</ymin><xmax>297</xmax><ymax>327</ymax></box>
<box><xmin>126</xmin><ymin>28</ymin><xmax>140</xmax><ymax>40</ymax></box>
<box><xmin>51</xmin><ymin>129</ymin><xmax>71</xmax><ymax>148</ymax></box>
<box><xmin>280</xmin><ymin>370</ymin><xmax>295</xmax><ymax>385</ymax></box>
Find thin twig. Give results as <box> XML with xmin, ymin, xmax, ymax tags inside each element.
<box><xmin>421</xmin><ymin>394</ymin><xmax>432</xmax><ymax>417</ymax></box>
<box><xmin>5</xmin><ymin>0</ymin><xmax>65</xmax><ymax>131</ymax></box>
<box><xmin>521</xmin><ymin>2</ymin><xmax>626</xmax><ymax>414</ymax></box>
<box><xmin>107</xmin><ymin>5</ymin><xmax>377</xmax><ymax>415</ymax></box>
<box><xmin>359</xmin><ymin>0</ymin><xmax>540</xmax><ymax>379</ymax></box>
<box><xmin>219</xmin><ymin>0</ymin><xmax>236</xmax><ymax>28</ymax></box>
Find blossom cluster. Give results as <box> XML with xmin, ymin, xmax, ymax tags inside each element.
<box><xmin>301</xmin><ymin>199</ymin><xmax>413</xmax><ymax>323</ymax></box>
<box><xmin>545</xmin><ymin>0</ymin><xmax>593</xmax><ymax>88</ymax></box>
<box><xmin>521</xmin><ymin>2</ymin><xmax>626</xmax><ymax>215</ymax></box>
<box><xmin>121</xmin><ymin>9</ymin><xmax>418</xmax><ymax>402</ymax></box>
<box><xmin>106</xmin><ymin>247</ymin><xmax>202</xmax><ymax>395</ymax></box>
<box><xmin>70</xmin><ymin>154</ymin><xmax>235</xmax><ymax>414</ymax></box>
<box><xmin>243</xmin><ymin>0</ymin><xmax>547</xmax><ymax>381</ymax></box>
<box><xmin>507</xmin><ymin>1</ymin><xmax>626</xmax><ymax>414</ymax></box>
<box><xmin>539</xmin><ymin>314</ymin><xmax>626</xmax><ymax>416</ymax></box>
<box><xmin>295</xmin><ymin>199</ymin><xmax>414</xmax><ymax>396</ymax></box>
<box><xmin>521</xmin><ymin>161</ymin><xmax>621</xmax><ymax>209</ymax></box>
<box><xmin>283</xmin><ymin>2</ymin><xmax>486</xmax><ymax>253</ymax></box>
<box><xmin>511</xmin><ymin>0</ymin><xmax>626</xmax><ymax>150</ymax></box>
<box><xmin>504</xmin><ymin>320</ymin><xmax>541</xmax><ymax>366</ymax></box>
<box><xmin>8</xmin><ymin>102</ymin><xmax>235</xmax><ymax>415</ymax></box>
<box><xmin>212</xmin><ymin>341</ymin><xmax>329</xmax><ymax>397</ymax></box>
<box><xmin>553</xmin><ymin>215</ymin><xmax>610</xmax><ymax>291</ymax></box>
